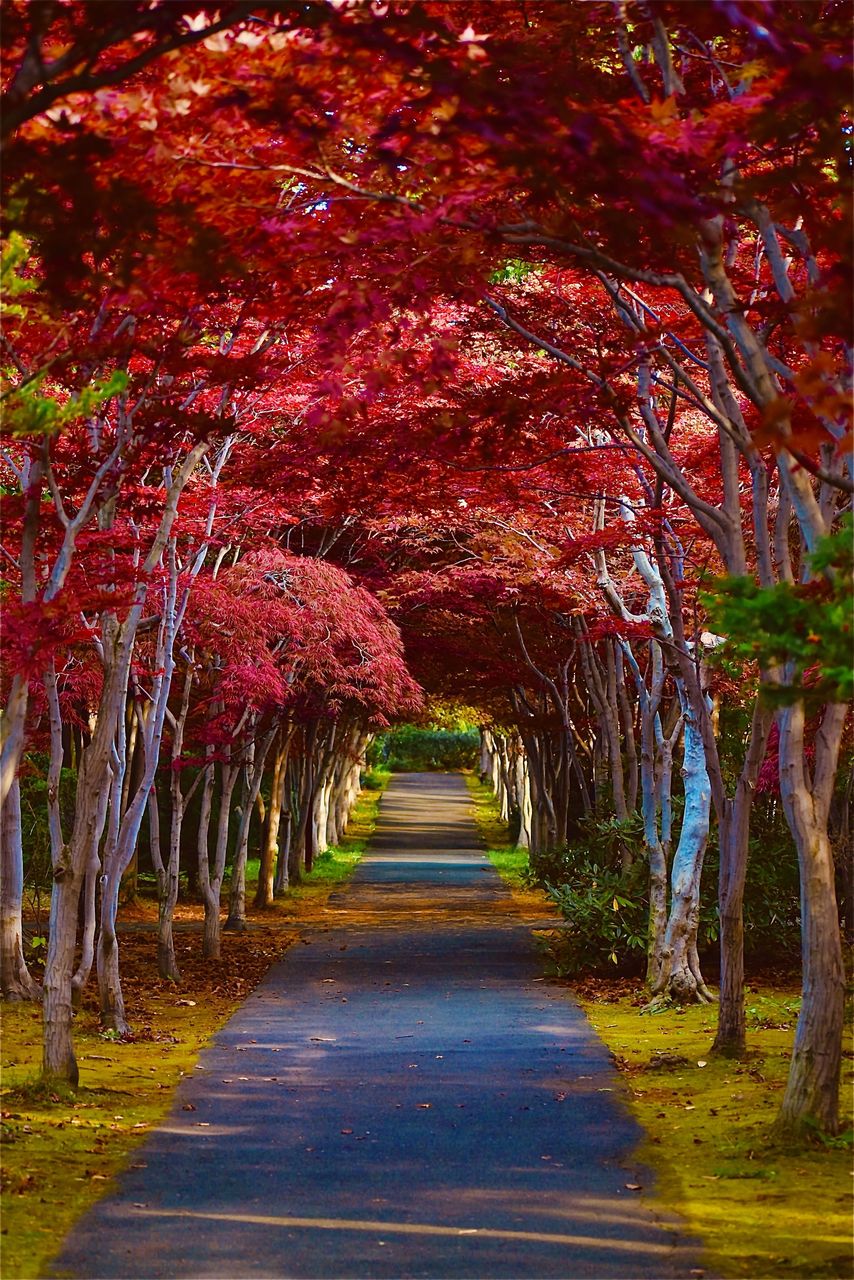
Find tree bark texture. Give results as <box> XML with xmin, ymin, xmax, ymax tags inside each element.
<box><xmin>0</xmin><ymin>780</ymin><xmax>41</xmax><ymax>1001</ymax></box>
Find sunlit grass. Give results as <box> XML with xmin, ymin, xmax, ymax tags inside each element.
<box><xmin>0</xmin><ymin>1000</ymin><xmax>226</xmax><ymax>1279</ymax></box>
<box><xmin>581</xmin><ymin>991</ymin><xmax>853</xmax><ymax>1279</ymax></box>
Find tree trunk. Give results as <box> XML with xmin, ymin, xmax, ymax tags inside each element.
<box><xmin>713</xmin><ymin>699</ymin><xmax>773</xmax><ymax>1057</ymax></box>
<box><xmin>615</xmin><ymin>646</ymin><xmax>639</xmax><ymax>812</ymax></box>
<box><xmin>257</xmin><ymin>736</ymin><xmax>287</xmax><ymax>907</ymax></box>
<box><xmin>479</xmin><ymin>730</ymin><xmax>492</xmax><ymax>781</ymax></box>
<box><xmin>640</xmin><ymin>701</ymin><xmax>668</xmax><ymax>989</ymax></box>
<box><xmin>201</xmin><ymin>755</ymin><xmax>241</xmax><ymax>959</ymax></box>
<box><xmin>202</xmin><ymin>888</ymin><xmax>221</xmax><ymax>959</ymax></box>
<box><xmin>43</xmin><ymin>660</ymin><xmax>129</xmax><ymax>1083</ymax></box>
<box><xmin>70</xmin><ymin>853</ymin><xmax>100</xmax><ymax>1007</ymax></box>
<box><xmin>41</xmin><ymin>444</ymin><xmax>206</xmax><ymax>1083</ymax></box>
<box><xmin>196</xmin><ymin>762</ymin><xmax>218</xmax><ymax>959</ymax></box>
<box><xmin>515</xmin><ymin>751</ymin><xmax>532</xmax><ymax>850</ymax></box>
<box><xmin>155</xmin><ymin>664</ymin><xmax>199</xmax><ymax>982</ymax></box>
<box><xmin>150</xmin><ymin>789</ymin><xmax>181</xmax><ymax>983</ymax></box>
<box><xmin>119</xmin><ymin>707</ymin><xmax>141</xmax><ymax>904</ymax></box>
<box><xmin>312</xmin><ymin>776</ymin><xmax>331</xmax><ymax>857</ymax></box>
<box><xmin>774</xmin><ymin>698</ymin><xmax>846</xmax><ymax>1136</ymax></box>
<box><xmin>226</xmin><ymin>725</ymin><xmax>278</xmax><ymax>929</ymax></box>
<box><xmin>42</xmin><ymin>870</ymin><xmax>82</xmax><ymax>1086</ymax></box>
<box><xmin>0</xmin><ymin>780</ymin><xmax>41</xmax><ymax>1001</ymax></box>
<box><xmin>291</xmin><ymin>724</ymin><xmax>319</xmax><ymax>881</ymax></box>
<box><xmin>96</xmin><ymin>892</ymin><xmax>128</xmax><ymax>1036</ymax></box>
<box><xmin>275</xmin><ymin>806</ymin><xmax>293</xmax><ymax>895</ymax></box>
<box><xmin>648</xmin><ymin>689</ymin><xmax>714</xmax><ymax>1005</ymax></box>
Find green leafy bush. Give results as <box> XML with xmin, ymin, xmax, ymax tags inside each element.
<box><xmin>702</xmin><ymin>805</ymin><xmax>803</xmax><ymax>961</ymax></box>
<box><xmin>359</xmin><ymin>765</ymin><xmax>390</xmax><ymax>791</ymax></box>
<box><xmin>368</xmin><ymin>725</ymin><xmax>479</xmax><ymax>772</ymax></box>
<box><xmin>527</xmin><ymin>812</ymin><xmax>647</xmax><ymax>887</ymax></box>
<box><xmin>544</xmin><ymin>858</ymin><xmax>650</xmax><ymax>974</ymax></box>
<box><xmin>19</xmin><ymin>758</ymin><xmax>76</xmax><ymax>896</ymax></box>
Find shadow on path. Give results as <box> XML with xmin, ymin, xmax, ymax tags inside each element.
<box><xmin>51</xmin><ymin>773</ymin><xmax>701</xmax><ymax>1279</ymax></box>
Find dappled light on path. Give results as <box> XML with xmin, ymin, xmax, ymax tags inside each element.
<box><xmin>52</xmin><ymin>774</ymin><xmax>702</xmax><ymax>1279</ymax></box>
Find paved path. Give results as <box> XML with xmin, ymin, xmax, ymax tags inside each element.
<box><xmin>52</xmin><ymin>774</ymin><xmax>699</xmax><ymax>1279</ymax></box>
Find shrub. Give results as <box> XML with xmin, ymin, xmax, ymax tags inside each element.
<box><xmin>533</xmin><ymin>805</ymin><xmax>804</xmax><ymax>977</ymax></box>
<box><xmin>544</xmin><ymin>858</ymin><xmax>649</xmax><ymax>975</ymax></box>
<box><xmin>527</xmin><ymin>812</ymin><xmax>646</xmax><ymax>888</ymax></box>
<box><xmin>369</xmin><ymin>725</ymin><xmax>479</xmax><ymax>772</ymax></box>
<box><xmin>360</xmin><ymin>766</ymin><xmax>390</xmax><ymax>791</ymax></box>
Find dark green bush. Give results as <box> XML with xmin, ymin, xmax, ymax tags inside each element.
<box><xmin>529</xmin><ymin>803</ymin><xmax>804</xmax><ymax>977</ymax></box>
<box><xmin>544</xmin><ymin>858</ymin><xmax>650</xmax><ymax>975</ymax></box>
<box><xmin>369</xmin><ymin>726</ymin><xmax>479</xmax><ymax>772</ymax></box>
<box><xmin>704</xmin><ymin>805</ymin><xmax>803</xmax><ymax>961</ymax></box>
<box><xmin>528</xmin><ymin>812</ymin><xmax>647</xmax><ymax>886</ymax></box>
<box><xmin>19</xmin><ymin>757</ymin><xmax>76</xmax><ymax>897</ymax></box>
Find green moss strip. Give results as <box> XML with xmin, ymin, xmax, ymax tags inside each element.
<box><xmin>581</xmin><ymin>993</ymin><xmax>853</xmax><ymax>1279</ymax></box>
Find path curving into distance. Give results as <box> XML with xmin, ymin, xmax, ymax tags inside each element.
<box><xmin>51</xmin><ymin>773</ymin><xmax>701</xmax><ymax>1279</ymax></box>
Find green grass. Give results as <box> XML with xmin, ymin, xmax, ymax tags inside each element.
<box><xmin>219</xmin><ymin>772</ymin><xmax>388</xmax><ymax>911</ymax></box>
<box><xmin>580</xmin><ymin>990</ymin><xmax>853</xmax><ymax>1279</ymax></box>
<box><xmin>1</xmin><ymin>995</ymin><xmax>235</xmax><ymax>1278</ymax></box>
<box><xmin>270</xmin><ymin>772</ymin><xmax>387</xmax><ymax>903</ymax></box>
<box><xmin>464</xmin><ymin>772</ymin><xmax>529</xmax><ymax>882</ymax></box>
<box><xmin>464</xmin><ymin>773</ymin><xmax>553</xmax><ymax>919</ymax></box>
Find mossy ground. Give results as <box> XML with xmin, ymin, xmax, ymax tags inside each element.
<box><xmin>466</xmin><ymin>771</ymin><xmax>854</xmax><ymax>1280</ymax></box>
<box><xmin>0</xmin><ymin>777</ymin><xmax>387</xmax><ymax>1280</ymax></box>
<box><xmin>581</xmin><ymin>985</ymin><xmax>853</xmax><ymax>1280</ymax></box>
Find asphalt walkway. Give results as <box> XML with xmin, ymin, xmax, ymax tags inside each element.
<box><xmin>51</xmin><ymin>773</ymin><xmax>699</xmax><ymax>1279</ymax></box>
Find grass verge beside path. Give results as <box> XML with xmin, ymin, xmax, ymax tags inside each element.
<box><xmin>579</xmin><ymin>985</ymin><xmax>853</xmax><ymax>1280</ymax></box>
<box><xmin>0</xmin><ymin>775</ymin><xmax>388</xmax><ymax>1280</ymax></box>
<box><xmin>464</xmin><ymin>773</ymin><xmax>554</xmax><ymax>918</ymax></box>
<box><xmin>465</xmin><ymin>771</ymin><xmax>853</xmax><ymax>1280</ymax></box>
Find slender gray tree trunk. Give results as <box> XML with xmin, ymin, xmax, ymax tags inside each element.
<box><xmin>226</xmin><ymin>725</ymin><xmax>278</xmax><ymax>930</ymax></box>
<box><xmin>0</xmin><ymin>780</ymin><xmax>41</xmax><ymax>1001</ymax></box>
<box><xmin>713</xmin><ymin>699</ymin><xmax>774</xmax><ymax>1056</ymax></box>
